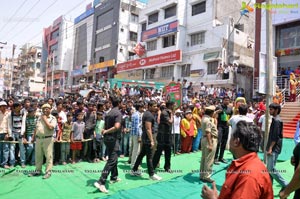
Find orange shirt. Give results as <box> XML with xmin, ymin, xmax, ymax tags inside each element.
<box><xmin>219</xmin><ymin>152</ymin><xmax>273</xmax><ymax>199</ymax></box>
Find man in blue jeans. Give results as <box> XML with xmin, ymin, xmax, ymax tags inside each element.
<box><xmin>0</xmin><ymin>101</ymin><xmax>9</xmax><ymax>168</ymax></box>
<box><xmin>3</xmin><ymin>101</ymin><xmax>27</xmax><ymax>168</ymax></box>
<box><xmin>266</xmin><ymin>103</ymin><xmax>288</xmax><ymax>189</ymax></box>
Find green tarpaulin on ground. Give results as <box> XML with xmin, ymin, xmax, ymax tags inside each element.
<box><xmin>0</xmin><ymin>139</ymin><xmax>295</xmax><ymax>199</ymax></box>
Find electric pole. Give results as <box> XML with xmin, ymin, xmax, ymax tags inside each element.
<box><xmin>263</xmin><ymin>0</ymin><xmax>274</xmax><ymax>164</ymax></box>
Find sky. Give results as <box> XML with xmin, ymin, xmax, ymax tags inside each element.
<box><xmin>0</xmin><ymin>0</ymin><xmax>148</xmax><ymax>59</ymax></box>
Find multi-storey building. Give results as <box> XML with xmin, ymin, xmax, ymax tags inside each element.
<box><xmin>70</xmin><ymin>4</ymin><xmax>94</xmax><ymax>91</ymax></box>
<box><xmin>89</xmin><ymin>0</ymin><xmax>146</xmax><ymax>82</ymax></box>
<box><xmin>18</xmin><ymin>44</ymin><xmax>44</xmax><ymax>98</ymax></box>
<box><xmin>41</xmin><ymin>15</ymin><xmax>74</xmax><ymax>97</ymax></box>
<box><xmin>1</xmin><ymin>57</ymin><xmax>19</xmax><ymax>98</ymax></box>
<box><xmin>116</xmin><ymin>0</ymin><xmax>255</xmax><ymax>97</ymax></box>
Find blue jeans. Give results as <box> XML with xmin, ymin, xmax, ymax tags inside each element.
<box><xmin>192</xmin><ymin>129</ymin><xmax>202</xmax><ymax>152</ymax></box>
<box><xmin>60</xmin><ymin>142</ymin><xmax>70</xmax><ymax>162</ymax></box>
<box><xmin>121</xmin><ymin>133</ymin><xmax>130</xmax><ymax>156</ymax></box>
<box><xmin>10</xmin><ymin>133</ymin><xmax>26</xmax><ymax>165</ymax></box>
<box><xmin>266</xmin><ymin>152</ymin><xmax>288</xmax><ymax>187</ymax></box>
<box><xmin>25</xmin><ymin>135</ymin><xmax>35</xmax><ymax>165</ymax></box>
<box><xmin>0</xmin><ymin>134</ymin><xmax>9</xmax><ymax>167</ymax></box>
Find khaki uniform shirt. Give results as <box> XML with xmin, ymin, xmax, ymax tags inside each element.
<box><xmin>35</xmin><ymin>115</ymin><xmax>57</xmax><ymax>137</ymax></box>
<box><xmin>201</xmin><ymin>115</ymin><xmax>218</xmax><ymax>137</ymax></box>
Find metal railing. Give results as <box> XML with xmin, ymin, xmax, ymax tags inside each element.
<box><xmin>281</xmin><ymin>88</ymin><xmax>286</xmax><ymax>107</ymax></box>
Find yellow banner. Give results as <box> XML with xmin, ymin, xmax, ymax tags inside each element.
<box><xmin>88</xmin><ymin>59</ymin><xmax>115</xmax><ymax>71</ymax></box>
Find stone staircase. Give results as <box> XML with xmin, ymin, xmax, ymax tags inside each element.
<box><xmin>281</xmin><ymin>102</ymin><xmax>300</xmax><ymax>138</ymax></box>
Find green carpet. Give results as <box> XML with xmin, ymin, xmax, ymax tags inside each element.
<box><xmin>0</xmin><ymin>138</ymin><xmax>296</xmax><ymax>199</ymax></box>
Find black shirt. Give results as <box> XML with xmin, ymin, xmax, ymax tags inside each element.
<box><xmin>293</xmin><ymin>143</ymin><xmax>300</xmax><ymax>199</ymax></box>
<box><xmin>267</xmin><ymin>115</ymin><xmax>283</xmax><ymax>154</ymax></box>
<box><xmin>158</xmin><ymin>109</ymin><xmax>172</xmax><ymax>134</ymax></box>
<box><xmin>142</xmin><ymin>110</ymin><xmax>155</xmax><ymax>144</ymax></box>
<box><xmin>104</xmin><ymin>107</ymin><xmax>122</xmax><ymax>138</ymax></box>
<box><xmin>216</xmin><ymin>104</ymin><xmax>232</xmax><ymax>127</ymax></box>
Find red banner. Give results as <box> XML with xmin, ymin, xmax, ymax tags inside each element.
<box><xmin>117</xmin><ymin>50</ymin><xmax>181</xmax><ymax>72</ymax></box>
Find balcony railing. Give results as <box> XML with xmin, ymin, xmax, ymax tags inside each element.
<box><xmin>254</xmin><ymin>75</ymin><xmax>300</xmax><ymax>102</ymax></box>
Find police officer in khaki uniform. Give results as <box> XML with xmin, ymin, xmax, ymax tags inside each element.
<box><xmin>200</xmin><ymin>105</ymin><xmax>218</xmax><ymax>183</ymax></box>
<box><xmin>29</xmin><ymin>104</ymin><xmax>57</xmax><ymax>179</ymax></box>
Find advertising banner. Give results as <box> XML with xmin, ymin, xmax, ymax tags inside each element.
<box><xmin>117</xmin><ymin>50</ymin><xmax>181</xmax><ymax>72</ymax></box>
<box><xmin>141</xmin><ymin>20</ymin><xmax>178</xmax><ymax>41</ymax></box>
<box><xmin>164</xmin><ymin>81</ymin><xmax>182</xmax><ymax>108</ymax></box>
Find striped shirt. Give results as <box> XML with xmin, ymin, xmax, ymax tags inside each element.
<box><xmin>12</xmin><ymin>113</ymin><xmax>22</xmax><ymax>134</ymax></box>
<box><xmin>25</xmin><ymin>116</ymin><xmax>37</xmax><ymax>135</ymax></box>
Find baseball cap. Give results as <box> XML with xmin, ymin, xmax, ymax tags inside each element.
<box><xmin>0</xmin><ymin>101</ymin><xmax>7</xmax><ymax>106</ymax></box>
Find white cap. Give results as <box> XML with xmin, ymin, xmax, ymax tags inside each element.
<box><xmin>175</xmin><ymin>109</ymin><xmax>183</xmax><ymax>114</ymax></box>
<box><xmin>0</xmin><ymin>101</ymin><xmax>7</xmax><ymax>106</ymax></box>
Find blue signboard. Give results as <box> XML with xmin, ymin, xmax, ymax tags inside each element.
<box><xmin>141</xmin><ymin>20</ymin><xmax>178</xmax><ymax>41</ymax></box>
<box><xmin>72</xmin><ymin>69</ymin><xmax>84</xmax><ymax>76</ymax></box>
<box><xmin>74</xmin><ymin>8</ymin><xmax>94</xmax><ymax>24</ymax></box>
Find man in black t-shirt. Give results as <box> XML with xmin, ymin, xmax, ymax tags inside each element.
<box><xmin>94</xmin><ymin>95</ymin><xmax>122</xmax><ymax>193</ymax></box>
<box><xmin>279</xmin><ymin>143</ymin><xmax>300</xmax><ymax>199</ymax></box>
<box><xmin>131</xmin><ymin>100</ymin><xmax>162</xmax><ymax>181</ymax></box>
<box><xmin>214</xmin><ymin>97</ymin><xmax>232</xmax><ymax>164</ymax></box>
<box><xmin>153</xmin><ymin>101</ymin><xmax>174</xmax><ymax>172</ymax></box>
<box><xmin>266</xmin><ymin>103</ymin><xmax>288</xmax><ymax>189</ymax></box>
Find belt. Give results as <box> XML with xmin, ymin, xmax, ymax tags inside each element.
<box><xmin>203</xmin><ymin>135</ymin><xmax>218</xmax><ymax>139</ymax></box>
<box><xmin>36</xmin><ymin>135</ymin><xmax>53</xmax><ymax>139</ymax></box>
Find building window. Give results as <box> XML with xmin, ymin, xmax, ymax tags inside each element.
<box><xmin>50</xmin><ymin>43</ymin><xmax>58</xmax><ymax>52</ymax></box>
<box><xmin>128</xmin><ymin>52</ymin><xmax>135</xmax><ymax>60</ymax></box>
<box><xmin>181</xmin><ymin>64</ymin><xmax>191</xmax><ymax>77</ymax></box>
<box><xmin>164</xmin><ymin>5</ymin><xmax>177</xmax><ymax>19</ymax></box>
<box><xmin>207</xmin><ymin>61</ymin><xmax>218</xmax><ymax>75</ymax></box>
<box><xmin>191</xmin><ymin>32</ymin><xmax>205</xmax><ymax>46</ymax></box>
<box><xmin>141</xmin><ymin>23</ymin><xmax>147</xmax><ymax>31</ymax></box>
<box><xmin>161</xmin><ymin>66</ymin><xmax>174</xmax><ymax>78</ymax></box>
<box><xmin>163</xmin><ymin>34</ymin><xmax>176</xmax><ymax>48</ymax></box>
<box><xmin>276</xmin><ymin>22</ymin><xmax>300</xmax><ymax>49</ymax></box>
<box><xmin>148</xmin><ymin>12</ymin><xmax>158</xmax><ymax>25</ymax></box>
<box><xmin>147</xmin><ymin>40</ymin><xmax>157</xmax><ymax>51</ymax></box>
<box><xmin>51</xmin><ymin>30</ymin><xmax>59</xmax><ymax>40</ymax></box>
<box><xmin>99</xmin><ymin>56</ymin><xmax>104</xmax><ymax>63</ymax></box>
<box><xmin>131</xmin><ymin>13</ymin><xmax>139</xmax><ymax>23</ymax></box>
<box><xmin>145</xmin><ymin>68</ymin><xmax>156</xmax><ymax>79</ymax></box>
<box><xmin>130</xmin><ymin>31</ymin><xmax>138</xmax><ymax>41</ymax></box>
<box><xmin>192</xmin><ymin>1</ymin><xmax>206</xmax><ymax>16</ymax></box>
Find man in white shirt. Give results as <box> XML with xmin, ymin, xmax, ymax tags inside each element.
<box><xmin>258</xmin><ymin>110</ymin><xmax>272</xmax><ymax>152</ymax></box>
<box><xmin>172</xmin><ymin>109</ymin><xmax>182</xmax><ymax>154</ymax></box>
<box><xmin>208</xmin><ymin>85</ymin><xmax>215</xmax><ymax>97</ymax></box>
<box><xmin>228</xmin><ymin>104</ymin><xmax>253</xmax><ymax>133</ymax></box>
<box><xmin>0</xmin><ymin>101</ymin><xmax>9</xmax><ymax>168</ymax></box>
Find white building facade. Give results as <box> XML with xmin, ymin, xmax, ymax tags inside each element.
<box><xmin>117</xmin><ymin>0</ymin><xmax>255</xmax><ymax>93</ymax></box>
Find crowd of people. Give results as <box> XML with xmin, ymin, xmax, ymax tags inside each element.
<box><xmin>0</xmin><ymin>80</ymin><xmax>299</xmax><ymax>198</ymax></box>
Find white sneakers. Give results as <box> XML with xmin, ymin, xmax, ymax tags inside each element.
<box><xmin>150</xmin><ymin>174</ymin><xmax>162</xmax><ymax>181</ymax></box>
<box><xmin>94</xmin><ymin>182</ymin><xmax>108</xmax><ymax>193</ymax></box>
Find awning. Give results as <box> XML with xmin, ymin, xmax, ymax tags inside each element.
<box><xmin>203</xmin><ymin>51</ymin><xmax>221</xmax><ymax>62</ymax></box>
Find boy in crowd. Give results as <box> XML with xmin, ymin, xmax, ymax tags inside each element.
<box><xmin>60</xmin><ymin>113</ymin><xmax>73</xmax><ymax>165</ymax></box>
<box><xmin>71</xmin><ymin>112</ymin><xmax>85</xmax><ymax>164</ymax></box>
<box><xmin>93</xmin><ymin>111</ymin><xmax>105</xmax><ymax>163</ymax></box>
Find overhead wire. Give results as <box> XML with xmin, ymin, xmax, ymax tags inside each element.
<box><xmin>18</xmin><ymin>0</ymin><xmax>87</xmax><ymax>47</ymax></box>
<box><xmin>0</xmin><ymin>0</ymin><xmax>29</xmax><ymax>36</ymax></box>
<box><xmin>2</xmin><ymin>0</ymin><xmax>41</xmax><ymax>39</ymax></box>
<box><xmin>6</xmin><ymin>0</ymin><xmax>59</xmax><ymax>42</ymax></box>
